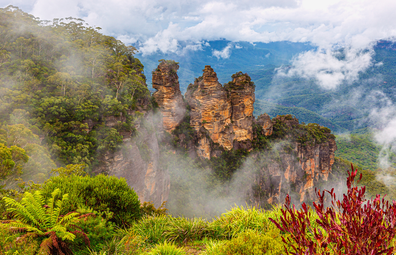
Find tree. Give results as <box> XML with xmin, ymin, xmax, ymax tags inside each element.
<box><xmin>0</xmin><ymin>143</ymin><xmax>28</xmax><ymax>182</ymax></box>
<box><xmin>2</xmin><ymin>188</ymin><xmax>90</xmax><ymax>255</ymax></box>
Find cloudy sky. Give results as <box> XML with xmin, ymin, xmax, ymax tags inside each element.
<box><xmin>2</xmin><ymin>0</ymin><xmax>396</xmax><ymax>89</ymax></box>
<box><xmin>2</xmin><ymin>0</ymin><xmax>396</xmax><ymax>54</ymax></box>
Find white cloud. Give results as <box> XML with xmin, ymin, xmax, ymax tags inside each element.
<box><xmin>3</xmin><ymin>0</ymin><xmax>395</xmax><ymax>54</ymax></box>
<box><xmin>279</xmin><ymin>47</ymin><xmax>374</xmax><ymax>89</ymax></box>
<box><xmin>212</xmin><ymin>43</ymin><xmax>233</xmax><ymax>59</ymax></box>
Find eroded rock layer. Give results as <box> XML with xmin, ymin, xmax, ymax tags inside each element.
<box><xmin>152</xmin><ymin>61</ymin><xmax>186</xmax><ymax>133</ymax></box>
<box><xmin>250</xmin><ymin>115</ymin><xmax>337</xmax><ymax>205</ymax></box>
<box><xmin>185</xmin><ymin>66</ymin><xmax>256</xmax><ymax>158</ymax></box>
<box><xmin>225</xmin><ymin>72</ymin><xmax>255</xmax><ymax>144</ymax></box>
<box><xmin>185</xmin><ymin>66</ymin><xmax>233</xmax><ymax>159</ymax></box>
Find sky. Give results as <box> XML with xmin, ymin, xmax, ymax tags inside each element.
<box><xmin>3</xmin><ymin>0</ymin><xmax>396</xmax><ymax>90</ymax></box>
<box><xmin>2</xmin><ymin>0</ymin><xmax>396</xmax><ymax>55</ymax></box>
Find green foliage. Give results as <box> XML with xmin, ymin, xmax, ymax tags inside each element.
<box><xmin>171</xmin><ymin>114</ymin><xmax>196</xmax><ymax>150</ymax></box>
<box><xmin>0</xmin><ymin>6</ymin><xmax>151</xmax><ymax>171</ymax></box>
<box><xmin>2</xmin><ymin>188</ymin><xmax>88</xmax><ymax>254</ymax></box>
<box><xmin>40</xmin><ymin>173</ymin><xmax>141</xmax><ymax>227</ymax></box>
<box><xmin>335</xmin><ymin>133</ymin><xmax>395</xmax><ymax>171</ymax></box>
<box><xmin>130</xmin><ymin>215</ymin><xmax>170</xmax><ymax>245</ymax></box>
<box><xmin>70</xmin><ymin>207</ymin><xmax>116</xmax><ymax>254</ymax></box>
<box><xmin>296</xmin><ymin>123</ymin><xmax>334</xmax><ymax>146</ymax></box>
<box><xmin>210</xmin><ymin>149</ymin><xmax>249</xmax><ymax>181</ymax></box>
<box><xmin>141</xmin><ymin>201</ymin><xmax>168</xmax><ymax>217</ymax></box>
<box><xmin>271</xmin><ymin>118</ymin><xmax>288</xmax><ymax>139</ymax></box>
<box><xmin>0</xmin><ymin>223</ymin><xmax>39</xmax><ymax>255</ymax></box>
<box><xmin>252</xmin><ymin>124</ymin><xmax>270</xmax><ymax>150</ymax></box>
<box><xmin>205</xmin><ymin>229</ymin><xmax>283</xmax><ymax>255</ymax></box>
<box><xmin>147</xmin><ymin>242</ymin><xmax>186</xmax><ymax>255</ymax></box>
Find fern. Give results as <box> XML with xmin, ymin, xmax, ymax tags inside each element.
<box><xmin>2</xmin><ymin>188</ymin><xmax>90</xmax><ymax>254</ymax></box>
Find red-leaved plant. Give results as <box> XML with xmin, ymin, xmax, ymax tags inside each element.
<box><xmin>269</xmin><ymin>164</ymin><xmax>396</xmax><ymax>254</ymax></box>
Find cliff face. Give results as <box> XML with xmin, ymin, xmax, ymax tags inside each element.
<box><xmin>226</xmin><ymin>72</ymin><xmax>255</xmax><ymax>149</ymax></box>
<box><xmin>185</xmin><ymin>66</ymin><xmax>233</xmax><ymax>158</ymax></box>
<box><xmin>152</xmin><ymin>61</ymin><xmax>186</xmax><ymax>133</ymax></box>
<box><xmin>93</xmin><ymin>90</ymin><xmax>170</xmax><ymax>208</ymax></box>
<box><xmin>184</xmin><ymin>66</ymin><xmax>255</xmax><ymax>158</ymax></box>
<box><xmin>250</xmin><ymin>115</ymin><xmax>337</xmax><ymax>205</ymax></box>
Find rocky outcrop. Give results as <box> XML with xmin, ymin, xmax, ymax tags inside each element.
<box><xmin>255</xmin><ymin>113</ymin><xmax>273</xmax><ymax>136</ymax></box>
<box><xmin>152</xmin><ymin>61</ymin><xmax>186</xmax><ymax>133</ymax></box>
<box><xmin>185</xmin><ymin>66</ymin><xmax>255</xmax><ymax>159</ymax></box>
<box><xmin>225</xmin><ymin>72</ymin><xmax>255</xmax><ymax>145</ymax></box>
<box><xmin>250</xmin><ymin>115</ymin><xmax>337</xmax><ymax>205</ymax></box>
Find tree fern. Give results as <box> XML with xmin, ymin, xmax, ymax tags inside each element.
<box><xmin>2</xmin><ymin>188</ymin><xmax>90</xmax><ymax>254</ymax></box>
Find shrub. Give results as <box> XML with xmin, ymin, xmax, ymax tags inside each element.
<box><xmin>131</xmin><ymin>215</ymin><xmax>170</xmax><ymax>244</ymax></box>
<box><xmin>163</xmin><ymin>217</ymin><xmax>215</xmax><ymax>243</ymax></box>
<box><xmin>205</xmin><ymin>230</ymin><xmax>283</xmax><ymax>255</ymax></box>
<box><xmin>70</xmin><ymin>208</ymin><xmax>117</xmax><ymax>254</ymax></box>
<box><xmin>211</xmin><ymin>205</ymin><xmax>276</xmax><ymax>239</ymax></box>
<box><xmin>147</xmin><ymin>242</ymin><xmax>186</xmax><ymax>255</ymax></box>
<box><xmin>0</xmin><ymin>223</ymin><xmax>39</xmax><ymax>254</ymax></box>
<box><xmin>40</xmin><ymin>173</ymin><xmax>141</xmax><ymax>227</ymax></box>
<box><xmin>269</xmin><ymin>164</ymin><xmax>396</xmax><ymax>254</ymax></box>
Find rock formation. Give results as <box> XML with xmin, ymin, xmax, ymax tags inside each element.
<box><xmin>152</xmin><ymin>61</ymin><xmax>186</xmax><ymax>133</ymax></box>
<box><xmin>185</xmin><ymin>66</ymin><xmax>233</xmax><ymax>158</ymax></box>
<box><xmin>250</xmin><ymin>115</ymin><xmax>337</xmax><ymax>205</ymax></box>
<box><xmin>225</xmin><ymin>72</ymin><xmax>255</xmax><ymax>146</ymax></box>
<box><xmin>184</xmin><ymin>66</ymin><xmax>255</xmax><ymax>158</ymax></box>
<box><xmin>255</xmin><ymin>113</ymin><xmax>273</xmax><ymax>136</ymax></box>
<box><xmin>97</xmin><ymin>62</ymin><xmax>337</xmax><ymax>207</ymax></box>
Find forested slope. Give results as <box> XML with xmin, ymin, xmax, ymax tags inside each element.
<box><xmin>0</xmin><ymin>6</ymin><xmax>150</xmax><ymax>185</ymax></box>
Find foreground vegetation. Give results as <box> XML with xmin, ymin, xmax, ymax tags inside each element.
<box><xmin>1</xmin><ymin>164</ymin><xmax>396</xmax><ymax>254</ymax></box>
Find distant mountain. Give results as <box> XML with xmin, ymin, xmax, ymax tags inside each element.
<box><xmin>136</xmin><ymin>40</ymin><xmax>314</xmax><ymax>92</ymax></box>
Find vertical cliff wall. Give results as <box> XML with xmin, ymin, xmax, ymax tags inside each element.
<box><xmin>152</xmin><ymin>61</ymin><xmax>186</xmax><ymax>133</ymax></box>
<box><xmin>250</xmin><ymin>115</ymin><xmax>337</xmax><ymax>205</ymax></box>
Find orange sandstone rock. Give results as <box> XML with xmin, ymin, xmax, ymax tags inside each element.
<box><xmin>152</xmin><ymin>61</ymin><xmax>186</xmax><ymax>133</ymax></box>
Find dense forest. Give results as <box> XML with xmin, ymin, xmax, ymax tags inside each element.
<box><xmin>1</xmin><ymin>5</ymin><xmax>396</xmax><ymax>255</ymax></box>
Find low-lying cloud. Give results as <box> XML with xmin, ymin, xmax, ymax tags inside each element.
<box><xmin>278</xmin><ymin>48</ymin><xmax>374</xmax><ymax>89</ymax></box>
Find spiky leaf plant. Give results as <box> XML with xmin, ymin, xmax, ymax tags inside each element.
<box><xmin>2</xmin><ymin>188</ymin><xmax>90</xmax><ymax>255</ymax></box>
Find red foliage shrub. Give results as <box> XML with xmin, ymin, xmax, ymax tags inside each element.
<box><xmin>269</xmin><ymin>164</ymin><xmax>396</xmax><ymax>254</ymax></box>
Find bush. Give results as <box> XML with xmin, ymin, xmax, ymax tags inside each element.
<box><xmin>0</xmin><ymin>223</ymin><xmax>39</xmax><ymax>254</ymax></box>
<box><xmin>147</xmin><ymin>242</ymin><xmax>186</xmax><ymax>255</ymax></box>
<box><xmin>70</xmin><ymin>210</ymin><xmax>116</xmax><ymax>254</ymax></box>
<box><xmin>40</xmin><ymin>173</ymin><xmax>141</xmax><ymax>227</ymax></box>
<box><xmin>270</xmin><ymin>164</ymin><xmax>396</xmax><ymax>254</ymax></box>
<box><xmin>205</xmin><ymin>230</ymin><xmax>283</xmax><ymax>255</ymax></box>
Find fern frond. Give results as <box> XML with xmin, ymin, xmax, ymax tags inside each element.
<box><xmin>22</xmin><ymin>191</ymin><xmax>47</xmax><ymax>228</ymax></box>
<box><xmin>3</xmin><ymin>196</ymin><xmax>40</xmax><ymax>227</ymax></box>
<box><xmin>48</xmin><ymin>189</ymin><xmax>62</xmax><ymax>227</ymax></box>
<box><xmin>7</xmin><ymin>221</ymin><xmax>46</xmax><ymax>236</ymax></box>
<box><xmin>58</xmin><ymin>212</ymin><xmax>79</xmax><ymax>226</ymax></box>
<box><xmin>48</xmin><ymin>225</ymin><xmax>76</xmax><ymax>241</ymax></box>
